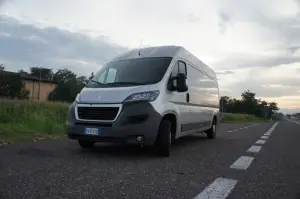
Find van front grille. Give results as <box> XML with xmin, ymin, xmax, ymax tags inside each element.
<box><xmin>77</xmin><ymin>107</ymin><xmax>119</xmax><ymax>121</ymax></box>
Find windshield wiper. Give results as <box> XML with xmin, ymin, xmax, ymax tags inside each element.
<box><xmin>89</xmin><ymin>80</ymin><xmax>104</xmax><ymax>85</ymax></box>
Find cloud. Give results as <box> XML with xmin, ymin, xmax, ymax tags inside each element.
<box><xmin>241</xmin><ymin>3</ymin><xmax>298</xmax><ymax>45</ymax></box>
<box><xmin>187</xmin><ymin>13</ymin><xmax>201</xmax><ymax>23</ymax></box>
<box><xmin>218</xmin><ymin>64</ymin><xmax>300</xmax><ymax>111</ymax></box>
<box><xmin>0</xmin><ymin>15</ymin><xmax>127</xmax><ymax>75</ymax></box>
<box><xmin>287</xmin><ymin>46</ymin><xmax>300</xmax><ymax>54</ymax></box>
<box><xmin>1</xmin><ymin>0</ymin><xmax>300</xmax><ymax>111</ymax></box>
<box><xmin>0</xmin><ymin>0</ymin><xmax>6</xmax><ymax>6</ymax></box>
<box><xmin>218</xmin><ymin>11</ymin><xmax>231</xmax><ymax>33</ymax></box>
<box><xmin>216</xmin><ymin>70</ymin><xmax>234</xmax><ymax>75</ymax></box>
<box><xmin>211</xmin><ymin>0</ymin><xmax>300</xmax><ymax>70</ymax></box>
<box><xmin>214</xmin><ymin>52</ymin><xmax>300</xmax><ymax>70</ymax></box>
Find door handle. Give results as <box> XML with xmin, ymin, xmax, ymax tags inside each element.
<box><xmin>186</xmin><ymin>93</ymin><xmax>190</xmax><ymax>103</ymax></box>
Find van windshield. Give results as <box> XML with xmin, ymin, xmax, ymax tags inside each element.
<box><xmin>86</xmin><ymin>57</ymin><xmax>172</xmax><ymax>87</ymax></box>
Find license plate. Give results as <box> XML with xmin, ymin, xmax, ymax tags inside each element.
<box><xmin>84</xmin><ymin>128</ymin><xmax>100</xmax><ymax>136</ymax></box>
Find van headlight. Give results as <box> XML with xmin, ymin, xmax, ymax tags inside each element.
<box><xmin>123</xmin><ymin>90</ymin><xmax>160</xmax><ymax>102</ymax></box>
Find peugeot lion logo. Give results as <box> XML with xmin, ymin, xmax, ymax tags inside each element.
<box><xmin>97</xmin><ymin>96</ymin><xmax>102</xmax><ymax>100</ymax></box>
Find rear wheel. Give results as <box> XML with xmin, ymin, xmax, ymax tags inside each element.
<box><xmin>206</xmin><ymin>118</ymin><xmax>217</xmax><ymax>139</ymax></box>
<box><xmin>78</xmin><ymin>140</ymin><xmax>95</xmax><ymax>148</ymax></box>
<box><xmin>155</xmin><ymin>120</ymin><xmax>172</xmax><ymax>157</ymax></box>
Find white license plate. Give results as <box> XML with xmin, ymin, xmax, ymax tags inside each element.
<box><xmin>84</xmin><ymin>128</ymin><xmax>100</xmax><ymax>136</ymax></box>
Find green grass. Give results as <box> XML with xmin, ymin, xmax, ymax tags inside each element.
<box><xmin>0</xmin><ymin>99</ymin><xmax>69</xmax><ymax>144</ymax></box>
<box><xmin>0</xmin><ymin>99</ymin><xmax>272</xmax><ymax>145</ymax></box>
<box><xmin>222</xmin><ymin>113</ymin><xmax>270</xmax><ymax>123</ymax></box>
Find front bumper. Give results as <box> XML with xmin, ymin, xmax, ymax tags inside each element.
<box><xmin>66</xmin><ymin>101</ymin><xmax>162</xmax><ymax>146</ymax></box>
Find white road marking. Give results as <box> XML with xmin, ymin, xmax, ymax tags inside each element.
<box><xmin>247</xmin><ymin>145</ymin><xmax>262</xmax><ymax>153</ymax></box>
<box><xmin>261</xmin><ymin>136</ymin><xmax>269</xmax><ymax>139</ymax></box>
<box><xmin>264</xmin><ymin>133</ymin><xmax>271</xmax><ymax>136</ymax></box>
<box><xmin>256</xmin><ymin>140</ymin><xmax>266</xmax><ymax>145</ymax></box>
<box><xmin>194</xmin><ymin>178</ymin><xmax>237</xmax><ymax>199</ymax></box>
<box><xmin>230</xmin><ymin>156</ymin><xmax>254</xmax><ymax>170</ymax></box>
<box><xmin>227</xmin><ymin>124</ymin><xmax>258</xmax><ymax>132</ymax></box>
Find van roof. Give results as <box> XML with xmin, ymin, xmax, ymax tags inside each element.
<box><xmin>110</xmin><ymin>45</ymin><xmax>217</xmax><ymax>80</ymax></box>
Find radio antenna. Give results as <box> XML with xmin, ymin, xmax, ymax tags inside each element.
<box><xmin>138</xmin><ymin>39</ymin><xmax>143</xmax><ymax>56</ymax></box>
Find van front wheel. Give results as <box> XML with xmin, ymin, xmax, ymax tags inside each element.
<box><xmin>206</xmin><ymin>119</ymin><xmax>217</xmax><ymax>139</ymax></box>
<box><xmin>155</xmin><ymin>120</ymin><xmax>172</xmax><ymax>157</ymax></box>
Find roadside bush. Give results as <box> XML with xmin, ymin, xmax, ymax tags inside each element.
<box><xmin>222</xmin><ymin>113</ymin><xmax>268</xmax><ymax>123</ymax></box>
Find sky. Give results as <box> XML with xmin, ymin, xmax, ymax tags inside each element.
<box><xmin>0</xmin><ymin>0</ymin><xmax>300</xmax><ymax>113</ymax></box>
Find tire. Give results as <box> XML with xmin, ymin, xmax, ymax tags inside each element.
<box><xmin>78</xmin><ymin>140</ymin><xmax>95</xmax><ymax>148</ymax></box>
<box><xmin>155</xmin><ymin>120</ymin><xmax>172</xmax><ymax>157</ymax></box>
<box><xmin>206</xmin><ymin>118</ymin><xmax>217</xmax><ymax>139</ymax></box>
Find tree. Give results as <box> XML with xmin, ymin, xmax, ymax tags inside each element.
<box><xmin>220</xmin><ymin>96</ymin><xmax>230</xmax><ymax>112</ymax></box>
<box><xmin>18</xmin><ymin>88</ymin><xmax>30</xmax><ymax>100</ymax></box>
<box><xmin>18</xmin><ymin>69</ymin><xmax>29</xmax><ymax>76</ymax></box>
<box><xmin>77</xmin><ymin>76</ymin><xmax>89</xmax><ymax>85</ymax></box>
<box><xmin>0</xmin><ymin>64</ymin><xmax>4</xmax><ymax>71</ymax></box>
<box><xmin>267</xmin><ymin>102</ymin><xmax>279</xmax><ymax>118</ymax></box>
<box><xmin>241</xmin><ymin>90</ymin><xmax>257</xmax><ymax>115</ymax></box>
<box><xmin>0</xmin><ymin>72</ymin><xmax>29</xmax><ymax>99</ymax></box>
<box><xmin>274</xmin><ymin>112</ymin><xmax>284</xmax><ymax>120</ymax></box>
<box><xmin>52</xmin><ymin>69</ymin><xmax>77</xmax><ymax>83</ymax></box>
<box><xmin>220</xmin><ymin>90</ymin><xmax>280</xmax><ymax>119</ymax></box>
<box><xmin>268</xmin><ymin>102</ymin><xmax>279</xmax><ymax>112</ymax></box>
<box><xmin>256</xmin><ymin>99</ymin><xmax>268</xmax><ymax>118</ymax></box>
<box><xmin>241</xmin><ymin>90</ymin><xmax>256</xmax><ymax>101</ymax></box>
<box><xmin>29</xmin><ymin>67</ymin><xmax>53</xmax><ymax>80</ymax></box>
<box><xmin>49</xmin><ymin>69</ymin><xmax>86</xmax><ymax>102</ymax></box>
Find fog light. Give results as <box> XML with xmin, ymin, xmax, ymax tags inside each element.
<box><xmin>136</xmin><ymin>136</ymin><xmax>143</xmax><ymax>142</ymax></box>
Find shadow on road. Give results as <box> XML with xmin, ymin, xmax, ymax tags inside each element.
<box><xmin>74</xmin><ymin>134</ymin><xmax>211</xmax><ymax>158</ymax></box>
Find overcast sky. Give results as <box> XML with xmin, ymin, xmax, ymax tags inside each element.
<box><xmin>0</xmin><ymin>0</ymin><xmax>300</xmax><ymax>113</ymax></box>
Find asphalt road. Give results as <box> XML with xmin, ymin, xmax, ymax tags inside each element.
<box><xmin>0</xmin><ymin>120</ymin><xmax>299</xmax><ymax>199</ymax></box>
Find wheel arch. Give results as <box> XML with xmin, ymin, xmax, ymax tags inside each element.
<box><xmin>161</xmin><ymin>112</ymin><xmax>178</xmax><ymax>140</ymax></box>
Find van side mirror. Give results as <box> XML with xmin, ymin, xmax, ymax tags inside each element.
<box><xmin>176</xmin><ymin>73</ymin><xmax>188</xmax><ymax>92</ymax></box>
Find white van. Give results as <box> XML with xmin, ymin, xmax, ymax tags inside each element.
<box><xmin>67</xmin><ymin>46</ymin><xmax>220</xmax><ymax>157</ymax></box>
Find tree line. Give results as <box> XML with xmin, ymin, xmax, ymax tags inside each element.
<box><xmin>1</xmin><ymin>65</ymin><xmax>91</xmax><ymax>102</ymax></box>
<box><xmin>1</xmin><ymin>64</ymin><xmax>30</xmax><ymax>99</ymax></box>
<box><xmin>1</xmin><ymin>65</ymin><xmax>281</xmax><ymax>118</ymax></box>
<box><xmin>220</xmin><ymin>91</ymin><xmax>280</xmax><ymax>119</ymax></box>
<box><xmin>287</xmin><ymin>113</ymin><xmax>300</xmax><ymax>118</ymax></box>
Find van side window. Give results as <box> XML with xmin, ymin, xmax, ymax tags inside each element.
<box><xmin>178</xmin><ymin>61</ymin><xmax>187</xmax><ymax>76</ymax></box>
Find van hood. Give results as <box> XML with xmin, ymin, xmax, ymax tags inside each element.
<box><xmin>78</xmin><ymin>85</ymin><xmax>153</xmax><ymax>103</ymax></box>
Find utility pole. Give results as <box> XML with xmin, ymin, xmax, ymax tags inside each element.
<box><xmin>38</xmin><ymin>66</ymin><xmax>41</xmax><ymax>101</ymax></box>
<box><xmin>220</xmin><ymin>98</ymin><xmax>225</xmax><ymax>113</ymax></box>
